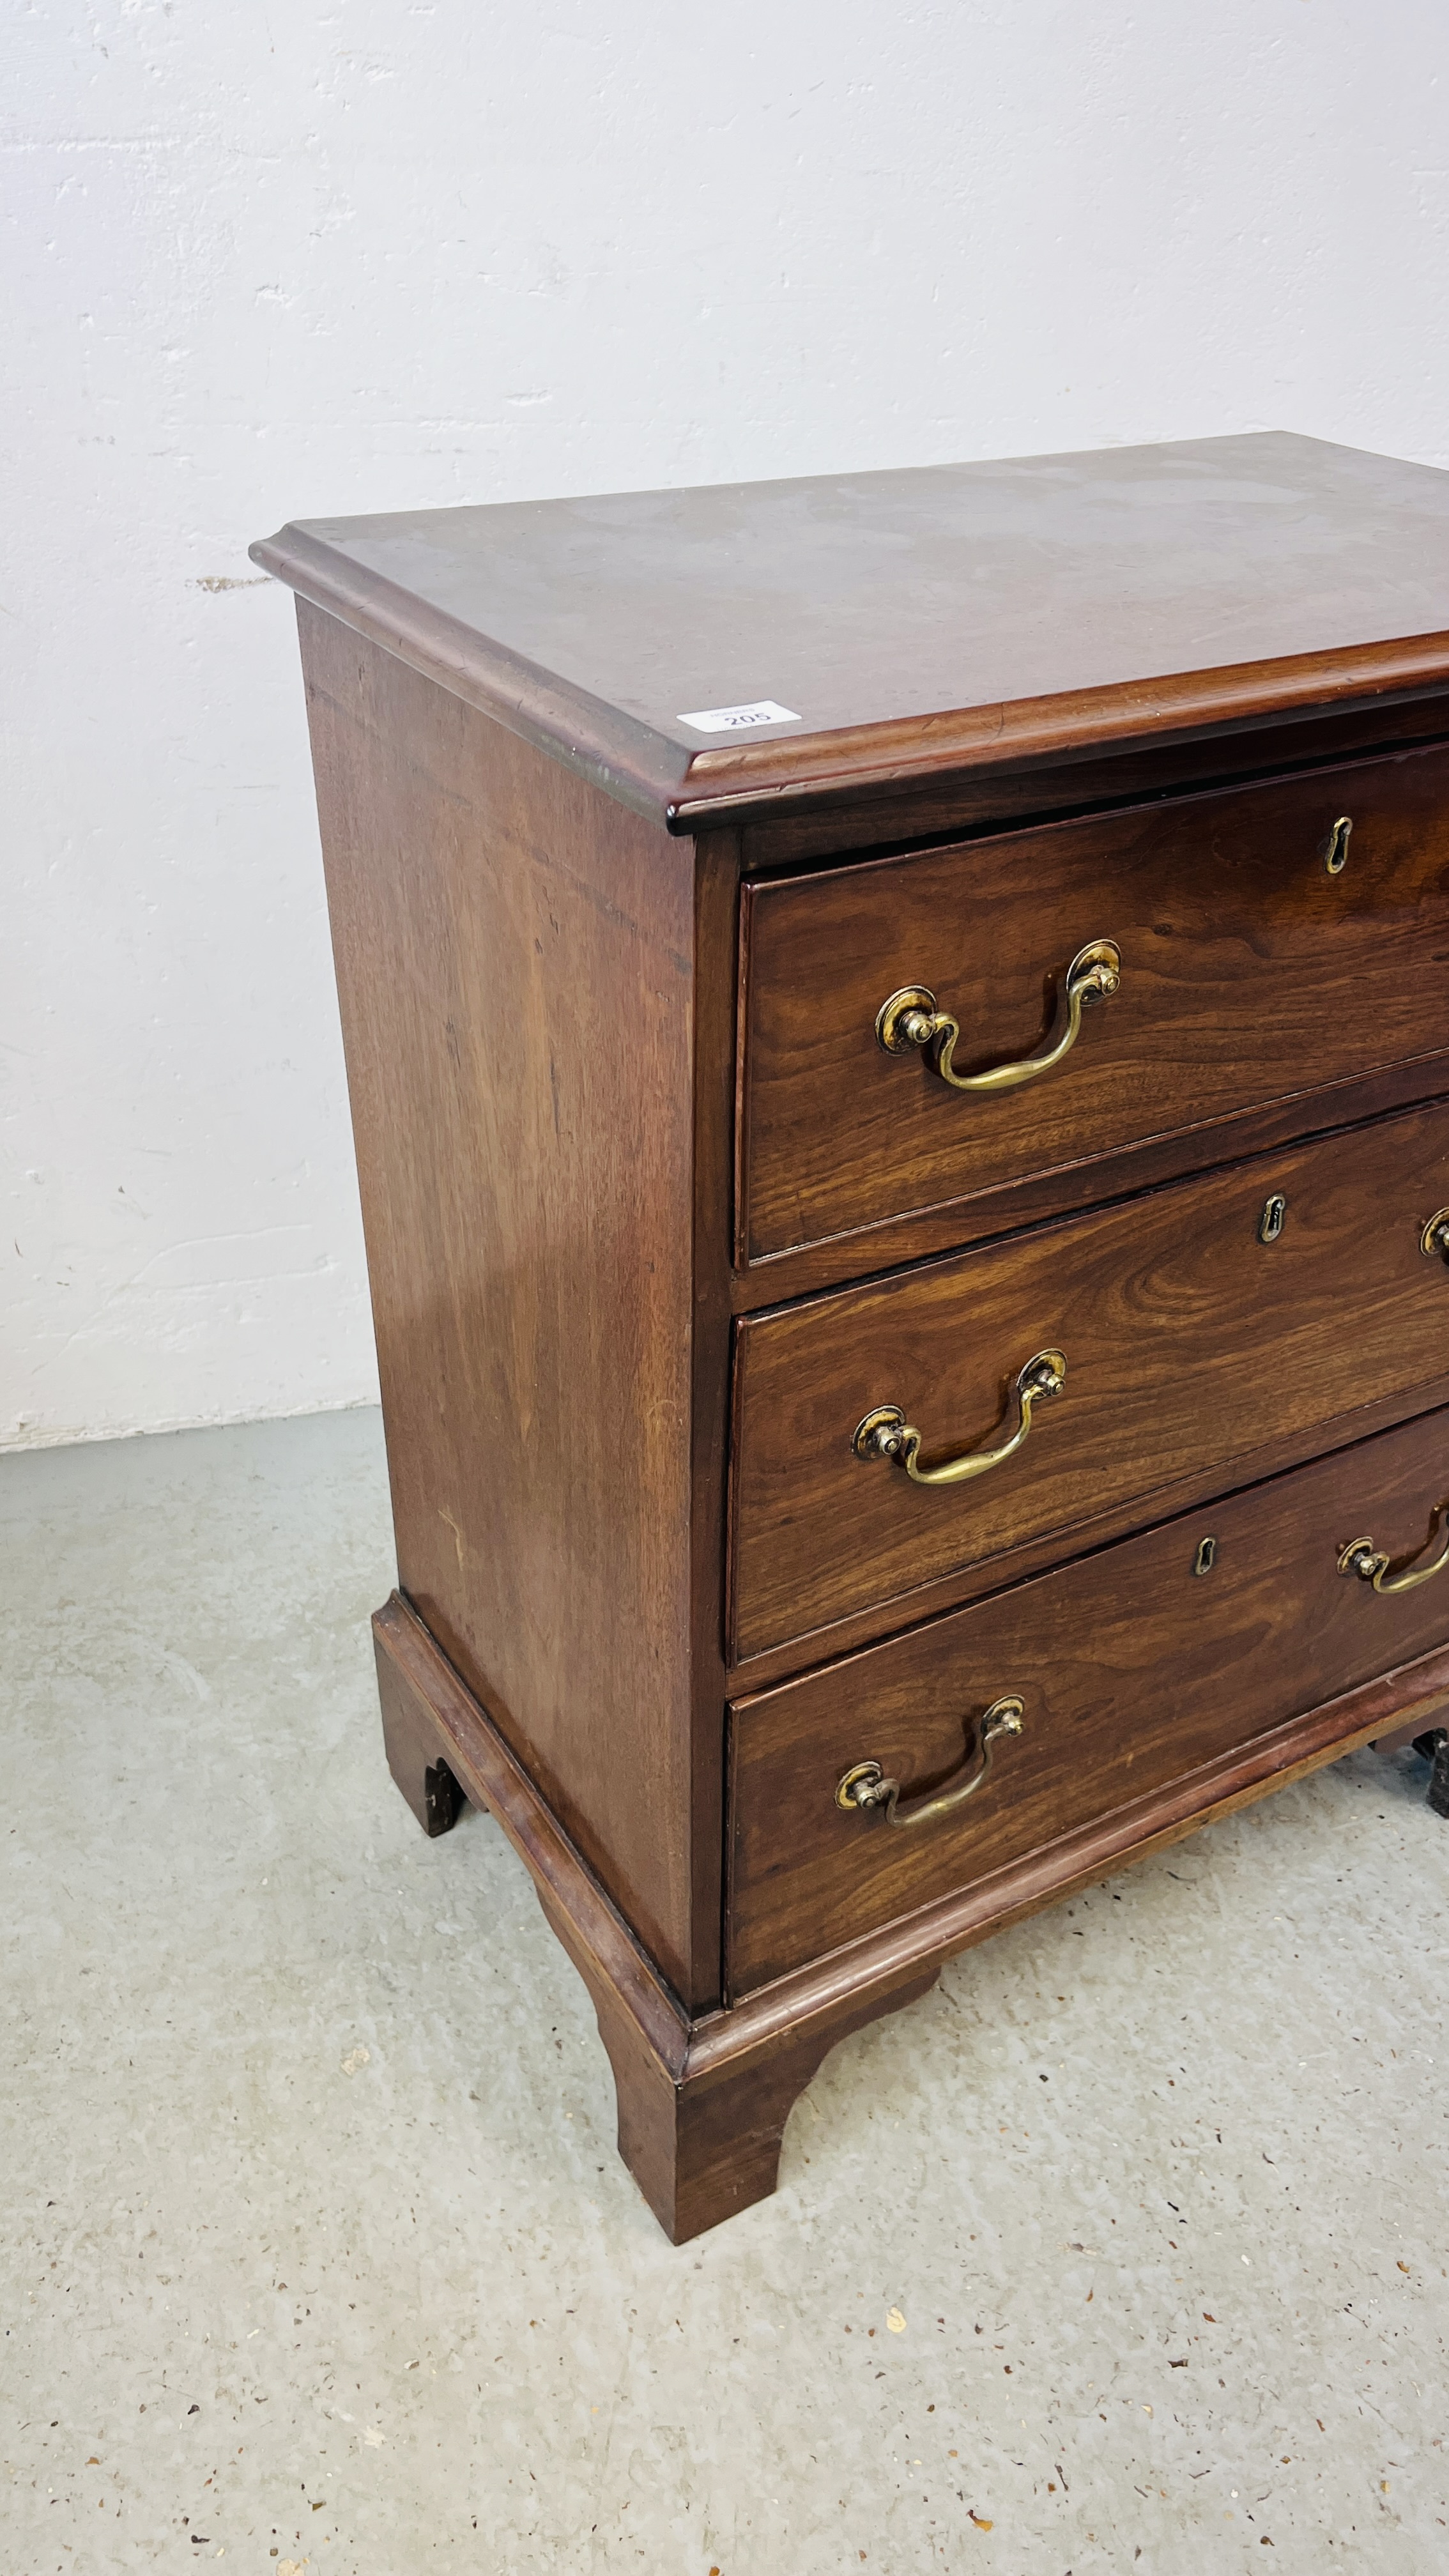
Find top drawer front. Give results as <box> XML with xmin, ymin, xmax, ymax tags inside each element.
<box><xmin>739</xmin><ymin>743</ymin><xmax>1449</xmax><ymax>1266</ymax></box>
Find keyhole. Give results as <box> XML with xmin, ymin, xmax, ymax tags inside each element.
<box><xmin>1322</xmin><ymin>815</ymin><xmax>1353</xmax><ymax>876</ymax></box>
<box><xmin>1258</xmin><ymin>1193</ymin><xmax>1287</xmax><ymax>1244</ymax></box>
<box><xmin>1193</xmin><ymin>1536</ymin><xmax>1218</xmax><ymax>1577</ymax></box>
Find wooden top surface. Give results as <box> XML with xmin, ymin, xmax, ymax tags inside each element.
<box><xmin>252</xmin><ymin>433</ymin><xmax>1449</xmax><ymax>831</ymax></box>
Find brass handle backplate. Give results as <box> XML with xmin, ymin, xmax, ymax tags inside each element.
<box><xmin>837</xmin><ymin>1696</ymin><xmax>1025</xmax><ymax>1831</ymax></box>
<box><xmin>1338</xmin><ymin>1510</ymin><xmax>1449</xmax><ymax>1596</ymax></box>
<box><xmin>854</xmin><ymin>1348</ymin><xmax>1066</xmax><ymax>1487</ymax></box>
<box><xmin>876</xmin><ymin>939</ymin><xmax>1122</xmax><ymax>1094</ymax></box>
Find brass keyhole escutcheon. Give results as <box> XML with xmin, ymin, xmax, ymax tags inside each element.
<box><xmin>1322</xmin><ymin>815</ymin><xmax>1353</xmax><ymax>876</ymax></box>
<box><xmin>1192</xmin><ymin>1535</ymin><xmax>1218</xmax><ymax>1577</ymax></box>
<box><xmin>1258</xmin><ymin>1193</ymin><xmax>1287</xmax><ymax>1245</ymax></box>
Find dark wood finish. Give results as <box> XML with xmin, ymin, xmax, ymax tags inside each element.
<box><xmin>253</xmin><ymin>435</ymin><xmax>1449</xmax><ymax>834</ymax></box>
<box><xmin>371</xmin><ymin>1590</ymin><xmax>687</xmax><ymax>2061</ymax></box>
<box><xmin>728</xmin><ymin>1050</ymin><xmax>1449</xmax><ymax>1314</ymax></box>
<box><xmin>376</xmin><ymin>1629</ymin><xmax>464</xmax><ymax>1834</ymax></box>
<box><xmin>731</xmin><ymin>1096</ymin><xmax>1449</xmax><ymax>1662</ymax></box>
<box><xmin>376</xmin><ymin>1584</ymin><xmax>1449</xmax><ymax>2234</ymax></box>
<box><xmin>300</xmin><ymin>606</ymin><xmax>726</xmax><ymax>2009</ymax></box>
<box><xmin>260</xmin><ymin>434</ymin><xmax>1449</xmax><ymax>2238</ymax></box>
<box><xmin>677</xmin><ymin>638</ymin><xmax>1449</xmax><ymax>836</ymax></box>
<box><xmin>726</xmin><ymin>1367</ymin><xmax>1449</xmax><ymax>1695</ymax></box>
<box><xmin>725</xmin><ymin>1634</ymin><xmax>1449</xmax><ymax>2030</ymax></box>
<box><xmin>374</xmin><ymin>1590</ymin><xmax>940</xmax><ymax>2239</ymax></box>
<box><xmin>729</xmin><ymin>1407</ymin><xmax>1449</xmax><ymax>1989</ymax></box>
<box><xmin>740</xmin><ymin>741</ymin><xmax>1449</xmax><ymax>1268</ymax></box>
<box><xmin>554</xmin><ymin>1899</ymin><xmax>940</xmax><ymax>2240</ymax></box>
<box><xmin>684</xmin><ymin>832</ymin><xmax>744</xmax><ymax>1986</ymax></box>
<box><xmin>735</xmin><ymin>699</ymin><xmax>1449</xmax><ymax>873</ymax></box>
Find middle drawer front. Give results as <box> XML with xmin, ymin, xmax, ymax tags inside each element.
<box><xmin>730</xmin><ymin>1096</ymin><xmax>1449</xmax><ymax>1664</ymax></box>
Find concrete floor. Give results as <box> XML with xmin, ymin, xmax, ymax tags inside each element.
<box><xmin>3</xmin><ymin>1413</ymin><xmax>1447</xmax><ymax>2575</ymax></box>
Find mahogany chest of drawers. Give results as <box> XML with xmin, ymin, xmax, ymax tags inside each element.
<box><xmin>254</xmin><ymin>432</ymin><xmax>1449</xmax><ymax>2240</ymax></box>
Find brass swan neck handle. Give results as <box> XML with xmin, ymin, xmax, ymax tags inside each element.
<box><xmin>854</xmin><ymin>1349</ymin><xmax>1066</xmax><ymax>1487</ymax></box>
<box><xmin>1338</xmin><ymin>1510</ymin><xmax>1449</xmax><ymax>1596</ymax></box>
<box><xmin>876</xmin><ymin>939</ymin><xmax>1121</xmax><ymax>1094</ymax></box>
<box><xmin>837</xmin><ymin>1696</ymin><xmax>1025</xmax><ymax>1832</ymax></box>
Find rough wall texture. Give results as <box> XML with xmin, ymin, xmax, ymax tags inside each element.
<box><xmin>6</xmin><ymin>1</ymin><xmax>1448</xmax><ymax>1446</ymax></box>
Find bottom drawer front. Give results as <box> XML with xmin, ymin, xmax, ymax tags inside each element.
<box><xmin>728</xmin><ymin>1406</ymin><xmax>1449</xmax><ymax>1991</ymax></box>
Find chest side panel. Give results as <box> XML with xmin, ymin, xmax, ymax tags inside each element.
<box><xmin>299</xmin><ymin>604</ymin><xmax>708</xmax><ymax>2000</ymax></box>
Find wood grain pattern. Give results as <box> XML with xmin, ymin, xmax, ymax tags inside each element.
<box><xmin>730</xmin><ymin>1052</ymin><xmax>1449</xmax><ymax>1315</ymax></box>
<box><xmin>682</xmin><ymin>831</ymin><xmax>744</xmax><ymax>1986</ymax></box>
<box><xmin>555</xmin><ymin>1906</ymin><xmax>940</xmax><ymax>2241</ymax></box>
<box><xmin>372</xmin><ymin>1589</ymin><xmax>939</xmax><ymax>2240</ymax></box>
<box><xmin>372</xmin><ymin>1591</ymin><xmax>689</xmax><ymax>2064</ymax></box>
<box><xmin>731</xmin><ymin>1096</ymin><xmax>1449</xmax><ymax>1662</ymax></box>
<box><xmin>740</xmin><ymin>740</ymin><xmax>1449</xmax><ymax>1266</ymax></box>
<box><xmin>729</xmin><ymin>1406</ymin><xmax>1449</xmax><ymax>1989</ymax></box>
<box><xmin>678</xmin><ymin>639</ymin><xmax>1449</xmax><ymax>834</ymax></box>
<box><xmin>253</xmin><ymin>435</ymin><xmax>1449</xmax><ymax>832</ymax></box>
<box><xmin>726</xmin><ymin>1369</ymin><xmax>1449</xmax><ymax>1694</ymax></box>
<box><xmin>733</xmin><ymin>700</ymin><xmax>1449</xmax><ymax>873</ymax></box>
<box><xmin>374</xmin><ymin>1577</ymin><xmax>1449</xmax><ymax>2235</ymax></box>
<box><xmin>261</xmin><ymin>433</ymin><xmax>1449</xmax><ymax>2240</ymax></box>
<box><xmin>719</xmin><ymin>1634</ymin><xmax>1449</xmax><ymax>2033</ymax></box>
<box><xmin>301</xmin><ymin>603</ymin><xmax>719</xmax><ymax>2007</ymax></box>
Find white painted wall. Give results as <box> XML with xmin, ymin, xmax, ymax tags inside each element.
<box><xmin>6</xmin><ymin>1</ymin><xmax>1448</xmax><ymax>1448</ymax></box>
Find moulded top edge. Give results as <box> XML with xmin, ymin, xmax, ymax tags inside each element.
<box><xmin>251</xmin><ymin>433</ymin><xmax>1449</xmax><ymax>832</ymax></box>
